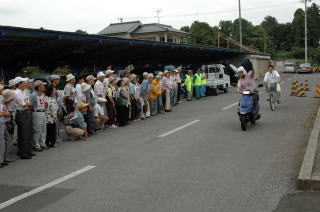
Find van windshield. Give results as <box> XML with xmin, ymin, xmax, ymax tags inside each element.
<box><xmin>285</xmin><ymin>64</ymin><xmax>294</xmax><ymax>67</ymax></box>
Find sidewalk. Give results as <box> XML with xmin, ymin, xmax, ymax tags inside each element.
<box><xmin>298</xmin><ymin>102</ymin><xmax>320</xmax><ymax>190</ymax></box>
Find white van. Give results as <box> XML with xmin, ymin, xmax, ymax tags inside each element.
<box><xmin>284</xmin><ymin>63</ymin><xmax>295</xmax><ymax>73</ymax></box>
<box><xmin>201</xmin><ymin>64</ymin><xmax>231</xmax><ymax>95</ymax></box>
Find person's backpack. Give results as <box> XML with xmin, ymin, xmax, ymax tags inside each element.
<box><xmin>63</xmin><ymin>112</ymin><xmax>78</xmax><ymax>126</ymax></box>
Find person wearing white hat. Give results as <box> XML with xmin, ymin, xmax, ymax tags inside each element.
<box><xmin>116</xmin><ymin>80</ymin><xmax>129</xmax><ymax>127</ymax></box>
<box><xmin>13</xmin><ymin>77</ymin><xmax>34</xmax><ymax>159</ymax></box>
<box><xmin>30</xmin><ymin>80</ymin><xmax>48</xmax><ymax>151</ymax></box>
<box><xmin>140</xmin><ymin>72</ymin><xmax>151</xmax><ymax>119</ymax></box>
<box><xmin>0</xmin><ymin>85</ymin><xmax>11</xmax><ymax>167</ymax></box>
<box><xmin>94</xmin><ymin>72</ymin><xmax>106</xmax><ymax>98</ymax></box>
<box><xmin>93</xmin><ymin>98</ymin><xmax>109</xmax><ymax>131</ymax></box>
<box><xmin>170</xmin><ymin>70</ymin><xmax>178</xmax><ymax>107</ymax></box>
<box><xmin>162</xmin><ymin>71</ymin><xmax>173</xmax><ymax>112</ymax></box>
<box><xmin>75</xmin><ymin>76</ymin><xmax>85</xmax><ymax>101</ymax></box>
<box><xmin>128</xmin><ymin>74</ymin><xmax>140</xmax><ymax>121</ymax></box>
<box><xmin>8</xmin><ymin>80</ymin><xmax>16</xmax><ymax>90</ymax></box>
<box><xmin>64</xmin><ymin>74</ymin><xmax>76</xmax><ymax>114</ymax></box>
<box><xmin>103</xmin><ymin>69</ymin><xmax>114</xmax><ymax>100</ymax></box>
<box><xmin>2</xmin><ymin>90</ymin><xmax>16</xmax><ymax>164</ymax></box>
<box><xmin>79</xmin><ymin>82</ymin><xmax>95</xmax><ymax>136</ymax></box>
<box><xmin>50</xmin><ymin>75</ymin><xmax>61</xmax><ymax>88</ymax></box>
<box><xmin>85</xmin><ymin>77</ymin><xmax>96</xmax><ymax>135</ymax></box>
<box><xmin>23</xmin><ymin>78</ymin><xmax>34</xmax><ymax>99</ymax></box>
<box><xmin>149</xmin><ymin>75</ymin><xmax>162</xmax><ymax>116</ymax></box>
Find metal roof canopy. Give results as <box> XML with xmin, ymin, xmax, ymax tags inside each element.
<box><xmin>0</xmin><ymin>25</ymin><xmax>250</xmax><ymax>72</ymax></box>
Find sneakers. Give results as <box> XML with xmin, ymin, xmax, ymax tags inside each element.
<box><xmin>108</xmin><ymin>124</ymin><xmax>117</xmax><ymax>129</ymax></box>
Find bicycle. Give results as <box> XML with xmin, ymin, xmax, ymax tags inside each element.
<box><xmin>266</xmin><ymin>83</ymin><xmax>278</xmax><ymax>111</ymax></box>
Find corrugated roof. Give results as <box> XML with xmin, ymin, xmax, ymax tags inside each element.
<box><xmin>97</xmin><ymin>21</ymin><xmax>142</xmax><ymax>35</ymax></box>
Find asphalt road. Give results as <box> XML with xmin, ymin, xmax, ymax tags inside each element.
<box><xmin>0</xmin><ymin>72</ymin><xmax>319</xmax><ymax>212</ymax></box>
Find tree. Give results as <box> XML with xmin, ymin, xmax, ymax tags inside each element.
<box><xmin>180</xmin><ymin>26</ymin><xmax>190</xmax><ymax>33</ymax></box>
<box><xmin>292</xmin><ymin>8</ymin><xmax>305</xmax><ymax>48</ymax></box>
<box><xmin>219</xmin><ymin>20</ymin><xmax>233</xmax><ymax>37</ymax></box>
<box><xmin>75</xmin><ymin>29</ymin><xmax>88</xmax><ymax>34</ymax></box>
<box><xmin>17</xmin><ymin>66</ymin><xmax>45</xmax><ymax>78</ymax></box>
<box><xmin>187</xmin><ymin>21</ymin><xmax>216</xmax><ymax>46</ymax></box>
<box><xmin>307</xmin><ymin>3</ymin><xmax>320</xmax><ymax>47</ymax></box>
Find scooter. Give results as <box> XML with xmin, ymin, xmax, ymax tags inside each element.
<box><xmin>237</xmin><ymin>90</ymin><xmax>260</xmax><ymax>131</ymax></box>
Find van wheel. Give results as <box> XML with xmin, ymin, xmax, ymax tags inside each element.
<box><xmin>224</xmin><ymin>85</ymin><xmax>228</xmax><ymax>93</ymax></box>
<box><xmin>213</xmin><ymin>88</ymin><xmax>219</xmax><ymax>96</ymax></box>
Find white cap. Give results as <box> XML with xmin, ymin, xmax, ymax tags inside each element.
<box><xmin>148</xmin><ymin>73</ymin><xmax>154</xmax><ymax>78</ymax></box>
<box><xmin>143</xmin><ymin>72</ymin><xmax>149</xmax><ymax>76</ymax></box>
<box><xmin>97</xmin><ymin>97</ymin><xmax>107</xmax><ymax>103</ymax></box>
<box><xmin>97</xmin><ymin>72</ymin><xmax>106</xmax><ymax>78</ymax></box>
<box><xmin>14</xmin><ymin>77</ymin><xmax>27</xmax><ymax>85</ymax></box>
<box><xmin>158</xmin><ymin>71</ymin><xmax>164</xmax><ymax>76</ymax></box>
<box><xmin>81</xmin><ymin>83</ymin><xmax>91</xmax><ymax>92</ymax></box>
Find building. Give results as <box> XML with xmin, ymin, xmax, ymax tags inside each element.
<box><xmin>97</xmin><ymin>21</ymin><xmax>189</xmax><ymax>44</ymax></box>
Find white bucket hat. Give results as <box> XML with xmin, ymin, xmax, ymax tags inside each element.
<box><xmin>14</xmin><ymin>77</ymin><xmax>27</xmax><ymax>85</ymax></box>
<box><xmin>81</xmin><ymin>83</ymin><xmax>91</xmax><ymax>92</ymax></box>
<box><xmin>66</xmin><ymin>74</ymin><xmax>75</xmax><ymax>82</ymax></box>
<box><xmin>97</xmin><ymin>72</ymin><xmax>106</xmax><ymax>78</ymax></box>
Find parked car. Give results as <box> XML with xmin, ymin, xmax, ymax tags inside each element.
<box><xmin>284</xmin><ymin>63</ymin><xmax>295</xmax><ymax>73</ymax></box>
<box><xmin>298</xmin><ymin>63</ymin><xmax>313</xmax><ymax>74</ymax></box>
<box><xmin>201</xmin><ymin>64</ymin><xmax>230</xmax><ymax>95</ymax></box>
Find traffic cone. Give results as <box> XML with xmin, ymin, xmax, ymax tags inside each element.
<box><xmin>297</xmin><ymin>83</ymin><xmax>306</xmax><ymax>97</ymax></box>
<box><xmin>290</xmin><ymin>81</ymin><xmax>297</xmax><ymax>96</ymax></box>
<box><xmin>315</xmin><ymin>82</ymin><xmax>320</xmax><ymax>98</ymax></box>
<box><xmin>304</xmin><ymin>80</ymin><xmax>311</xmax><ymax>91</ymax></box>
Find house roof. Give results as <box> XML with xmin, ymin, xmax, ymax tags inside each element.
<box><xmin>97</xmin><ymin>21</ymin><xmax>142</xmax><ymax>35</ymax></box>
<box><xmin>134</xmin><ymin>23</ymin><xmax>189</xmax><ymax>35</ymax></box>
<box><xmin>98</xmin><ymin>21</ymin><xmax>189</xmax><ymax>36</ymax></box>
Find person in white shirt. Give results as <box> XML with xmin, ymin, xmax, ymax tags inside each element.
<box><xmin>13</xmin><ymin>77</ymin><xmax>34</xmax><ymax>159</ymax></box>
<box><xmin>94</xmin><ymin>72</ymin><xmax>106</xmax><ymax>98</ymax></box>
<box><xmin>23</xmin><ymin>78</ymin><xmax>34</xmax><ymax>99</ymax></box>
<box><xmin>75</xmin><ymin>76</ymin><xmax>85</xmax><ymax>100</ymax></box>
<box><xmin>264</xmin><ymin>64</ymin><xmax>281</xmax><ymax>103</ymax></box>
<box><xmin>93</xmin><ymin>98</ymin><xmax>109</xmax><ymax>131</ymax></box>
<box><xmin>103</xmin><ymin>69</ymin><xmax>114</xmax><ymax>95</ymax></box>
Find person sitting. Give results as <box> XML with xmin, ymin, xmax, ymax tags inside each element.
<box><xmin>65</xmin><ymin>103</ymin><xmax>89</xmax><ymax>141</ymax></box>
<box><xmin>93</xmin><ymin>98</ymin><xmax>109</xmax><ymax>132</ymax></box>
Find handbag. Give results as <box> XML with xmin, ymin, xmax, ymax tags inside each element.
<box><xmin>276</xmin><ymin>83</ymin><xmax>281</xmax><ymax>93</ymax></box>
<box><xmin>143</xmin><ymin>104</ymin><xmax>148</xmax><ymax>113</ymax></box>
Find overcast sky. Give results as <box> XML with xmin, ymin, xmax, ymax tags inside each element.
<box><xmin>1</xmin><ymin>0</ymin><xmax>319</xmax><ymax>34</ymax></box>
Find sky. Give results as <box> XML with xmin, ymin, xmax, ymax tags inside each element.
<box><xmin>0</xmin><ymin>0</ymin><xmax>319</xmax><ymax>34</ymax></box>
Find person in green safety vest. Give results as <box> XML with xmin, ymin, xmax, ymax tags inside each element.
<box><xmin>193</xmin><ymin>69</ymin><xmax>202</xmax><ymax>100</ymax></box>
<box><xmin>184</xmin><ymin>70</ymin><xmax>193</xmax><ymax>101</ymax></box>
<box><xmin>200</xmin><ymin>70</ymin><xmax>207</xmax><ymax>97</ymax></box>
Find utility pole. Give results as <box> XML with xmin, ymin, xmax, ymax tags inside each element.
<box><xmin>301</xmin><ymin>0</ymin><xmax>311</xmax><ymax>63</ymax></box>
<box><xmin>118</xmin><ymin>17</ymin><xmax>123</xmax><ymax>23</ymax></box>
<box><xmin>238</xmin><ymin>0</ymin><xmax>243</xmax><ymax>50</ymax></box>
<box><xmin>155</xmin><ymin>9</ymin><xmax>162</xmax><ymax>24</ymax></box>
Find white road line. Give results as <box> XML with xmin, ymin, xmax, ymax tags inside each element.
<box><xmin>222</xmin><ymin>102</ymin><xmax>238</xmax><ymax>111</ymax></box>
<box><xmin>158</xmin><ymin>120</ymin><xmax>200</xmax><ymax>138</ymax></box>
<box><xmin>0</xmin><ymin>165</ymin><xmax>96</xmax><ymax>210</ymax></box>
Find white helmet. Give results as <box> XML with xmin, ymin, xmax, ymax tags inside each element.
<box><xmin>238</xmin><ymin>66</ymin><xmax>247</xmax><ymax>75</ymax></box>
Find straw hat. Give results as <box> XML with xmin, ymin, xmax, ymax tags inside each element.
<box><xmin>66</xmin><ymin>74</ymin><xmax>75</xmax><ymax>82</ymax></box>
<box><xmin>129</xmin><ymin>74</ymin><xmax>137</xmax><ymax>81</ymax></box>
<box><xmin>77</xmin><ymin>103</ymin><xmax>89</xmax><ymax>110</ymax></box>
<box><xmin>2</xmin><ymin>89</ymin><xmax>15</xmax><ymax>103</ymax></box>
<box><xmin>148</xmin><ymin>73</ymin><xmax>154</xmax><ymax>78</ymax></box>
<box><xmin>109</xmin><ymin>76</ymin><xmax>116</xmax><ymax>83</ymax></box>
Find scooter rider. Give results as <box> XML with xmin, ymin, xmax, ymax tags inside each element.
<box><xmin>237</xmin><ymin>59</ymin><xmax>260</xmax><ymax>118</ymax></box>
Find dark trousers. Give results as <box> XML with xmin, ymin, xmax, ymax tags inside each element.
<box><xmin>130</xmin><ymin>99</ymin><xmax>138</xmax><ymax>120</ymax></box>
<box><xmin>177</xmin><ymin>83</ymin><xmax>182</xmax><ymax>102</ymax></box>
<box><xmin>106</xmin><ymin>101</ymin><xmax>116</xmax><ymax>126</ymax></box>
<box><xmin>118</xmin><ymin>105</ymin><xmax>129</xmax><ymax>126</ymax></box>
<box><xmin>85</xmin><ymin>110</ymin><xmax>95</xmax><ymax>135</ymax></box>
<box><xmin>16</xmin><ymin>110</ymin><xmax>32</xmax><ymax>157</ymax></box>
<box><xmin>46</xmin><ymin>123</ymin><xmax>57</xmax><ymax>147</ymax></box>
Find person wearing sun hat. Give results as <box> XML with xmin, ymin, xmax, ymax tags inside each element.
<box><xmin>94</xmin><ymin>72</ymin><xmax>106</xmax><ymax>98</ymax></box>
<box><xmin>106</xmin><ymin>76</ymin><xmax>117</xmax><ymax>129</ymax></box>
<box><xmin>80</xmin><ymin>83</ymin><xmax>95</xmax><ymax>136</ymax></box>
<box><xmin>23</xmin><ymin>78</ymin><xmax>34</xmax><ymax>99</ymax></box>
<box><xmin>64</xmin><ymin>74</ymin><xmax>76</xmax><ymax>114</ymax></box>
<box><xmin>29</xmin><ymin>80</ymin><xmax>48</xmax><ymax>151</ymax></box>
<box><xmin>65</xmin><ymin>103</ymin><xmax>89</xmax><ymax>140</ymax></box>
<box><xmin>2</xmin><ymin>89</ymin><xmax>16</xmax><ymax>164</ymax></box>
<box><xmin>0</xmin><ymin>85</ymin><xmax>12</xmax><ymax>167</ymax></box>
<box><xmin>85</xmin><ymin>76</ymin><xmax>97</xmax><ymax>135</ymax></box>
<box><xmin>162</xmin><ymin>70</ymin><xmax>173</xmax><ymax>112</ymax></box>
<box><xmin>93</xmin><ymin>98</ymin><xmax>109</xmax><ymax>132</ymax></box>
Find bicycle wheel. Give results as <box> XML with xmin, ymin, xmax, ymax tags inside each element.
<box><xmin>270</xmin><ymin>93</ymin><xmax>275</xmax><ymax>111</ymax></box>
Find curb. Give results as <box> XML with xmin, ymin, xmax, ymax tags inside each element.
<box><xmin>297</xmin><ymin>104</ymin><xmax>320</xmax><ymax>190</ymax></box>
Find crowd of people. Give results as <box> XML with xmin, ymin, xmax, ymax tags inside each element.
<box><xmin>0</xmin><ymin>66</ymin><xmax>208</xmax><ymax>168</ymax></box>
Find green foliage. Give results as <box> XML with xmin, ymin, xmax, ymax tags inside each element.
<box><xmin>53</xmin><ymin>65</ymin><xmax>72</xmax><ymax>75</ymax></box>
<box><xmin>187</xmin><ymin>21</ymin><xmax>216</xmax><ymax>46</ymax></box>
<box><xmin>75</xmin><ymin>29</ymin><xmax>88</xmax><ymax>34</ymax></box>
<box><xmin>17</xmin><ymin>66</ymin><xmax>45</xmax><ymax>78</ymax></box>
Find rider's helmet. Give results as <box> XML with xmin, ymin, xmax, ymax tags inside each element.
<box><xmin>238</xmin><ymin>66</ymin><xmax>247</xmax><ymax>75</ymax></box>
